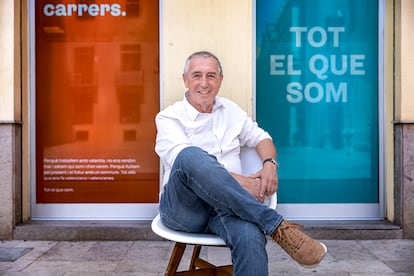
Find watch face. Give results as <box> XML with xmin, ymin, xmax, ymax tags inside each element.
<box><xmin>270</xmin><ymin>158</ymin><xmax>279</xmax><ymax>168</ymax></box>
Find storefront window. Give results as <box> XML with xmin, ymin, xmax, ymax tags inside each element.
<box><xmin>34</xmin><ymin>0</ymin><xmax>160</xmax><ymax>204</ymax></box>
<box><xmin>256</xmin><ymin>0</ymin><xmax>380</xmax><ymax>205</ymax></box>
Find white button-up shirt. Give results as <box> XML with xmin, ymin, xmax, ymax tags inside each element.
<box><xmin>155</xmin><ymin>94</ymin><xmax>272</xmax><ymax>185</ymax></box>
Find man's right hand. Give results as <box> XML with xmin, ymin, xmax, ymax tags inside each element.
<box><xmin>229</xmin><ymin>173</ymin><xmax>264</xmax><ymax>203</ymax></box>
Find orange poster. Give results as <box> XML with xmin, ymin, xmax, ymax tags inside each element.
<box><xmin>35</xmin><ymin>0</ymin><xmax>160</xmax><ymax>203</ymax></box>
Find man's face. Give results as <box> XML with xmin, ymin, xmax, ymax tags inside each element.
<box><xmin>183</xmin><ymin>55</ymin><xmax>223</xmax><ymax>113</ymax></box>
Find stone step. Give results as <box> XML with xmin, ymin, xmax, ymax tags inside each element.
<box><xmin>13</xmin><ymin>219</ymin><xmax>402</xmax><ymax>241</ymax></box>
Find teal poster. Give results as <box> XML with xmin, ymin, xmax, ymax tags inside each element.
<box><xmin>256</xmin><ymin>0</ymin><xmax>379</xmax><ymax>203</ymax></box>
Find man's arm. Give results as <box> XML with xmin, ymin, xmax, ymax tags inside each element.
<box><xmin>155</xmin><ymin>111</ymin><xmax>190</xmax><ymax>169</ymax></box>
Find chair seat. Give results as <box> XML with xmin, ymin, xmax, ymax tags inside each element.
<box><xmin>151</xmin><ymin>214</ymin><xmax>226</xmax><ymax>246</ymax></box>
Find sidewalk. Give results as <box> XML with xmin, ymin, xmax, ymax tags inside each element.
<box><xmin>1</xmin><ymin>239</ymin><xmax>413</xmax><ymax>275</ymax></box>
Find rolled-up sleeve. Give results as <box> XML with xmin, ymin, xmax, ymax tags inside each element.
<box><xmin>238</xmin><ymin>112</ymin><xmax>272</xmax><ymax>148</ymax></box>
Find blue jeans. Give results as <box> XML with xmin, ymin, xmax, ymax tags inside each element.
<box><xmin>160</xmin><ymin>146</ymin><xmax>284</xmax><ymax>276</ymax></box>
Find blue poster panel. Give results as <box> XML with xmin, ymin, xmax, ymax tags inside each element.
<box><xmin>256</xmin><ymin>0</ymin><xmax>379</xmax><ymax>203</ymax></box>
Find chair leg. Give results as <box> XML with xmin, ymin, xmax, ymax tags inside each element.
<box><xmin>165</xmin><ymin>242</ymin><xmax>187</xmax><ymax>276</ymax></box>
<box><xmin>189</xmin><ymin>245</ymin><xmax>233</xmax><ymax>275</ymax></box>
<box><xmin>166</xmin><ymin>243</ymin><xmax>233</xmax><ymax>276</ymax></box>
<box><xmin>189</xmin><ymin>244</ymin><xmax>202</xmax><ymax>270</ymax></box>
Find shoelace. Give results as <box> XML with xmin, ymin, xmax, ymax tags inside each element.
<box><xmin>273</xmin><ymin>221</ymin><xmax>305</xmax><ymax>253</ymax></box>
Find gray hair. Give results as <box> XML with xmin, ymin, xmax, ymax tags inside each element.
<box><xmin>183</xmin><ymin>51</ymin><xmax>223</xmax><ymax>75</ymax></box>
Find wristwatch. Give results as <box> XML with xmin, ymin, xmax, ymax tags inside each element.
<box><xmin>263</xmin><ymin>158</ymin><xmax>279</xmax><ymax>169</ymax></box>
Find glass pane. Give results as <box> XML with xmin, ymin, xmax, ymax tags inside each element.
<box><xmin>256</xmin><ymin>0</ymin><xmax>379</xmax><ymax>203</ymax></box>
<box><xmin>35</xmin><ymin>0</ymin><xmax>160</xmax><ymax>203</ymax></box>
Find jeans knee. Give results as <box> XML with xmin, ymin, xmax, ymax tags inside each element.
<box><xmin>177</xmin><ymin>146</ymin><xmax>205</xmax><ymax>160</ymax></box>
<box><xmin>175</xmin><ymin>146</ymin><xmax>214</xmax><ymax>168</ymax></box>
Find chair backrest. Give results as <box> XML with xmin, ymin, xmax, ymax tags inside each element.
<box><xmin>240</xmin><ymin>147</ymin><xmax>262</xmax><ymax>176</ymax></box>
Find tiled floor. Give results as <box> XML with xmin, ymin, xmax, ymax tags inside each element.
<box><xmin>1</xmin><ymin>239</ymin><xmax>414</xmax><ymax>275</ymax></box>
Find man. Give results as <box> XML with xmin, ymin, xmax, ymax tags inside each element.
<box><xmin>155</xmin><ymin>51</ymin><xmax>326</xmax><ymax>275</ymax></box>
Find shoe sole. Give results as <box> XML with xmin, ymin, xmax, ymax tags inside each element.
<box><xmin>300</xmin><ymin>242</ymin><xmax>327</xmax><ymax>269</ymax></box>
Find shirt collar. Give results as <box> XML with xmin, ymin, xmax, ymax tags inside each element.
<box><xmin>183</xmin><ymin>92</ymin><xmax>225</xmax><ymax>121</ymax></box>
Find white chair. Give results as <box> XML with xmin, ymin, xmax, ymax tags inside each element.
<box><xmin>151</xmin><ymin>148</ymin><xmax>277</xmax><ymax>275</ymax></box>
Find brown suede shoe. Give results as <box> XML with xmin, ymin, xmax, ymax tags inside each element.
<box><xmin>271</xmin><ymin>220</ymin><xmax>327</xmax><ymax>268</ymax></box>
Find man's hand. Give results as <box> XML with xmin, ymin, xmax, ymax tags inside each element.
<box><xmin>250</xmin><ymin>162</ymin><xmax>278</xmax><ymax>199</ymax></box>
<box><xmin>230</xmin><ymin>172</ymin><xmax>276</xmax><ymax>203</ymax></box>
